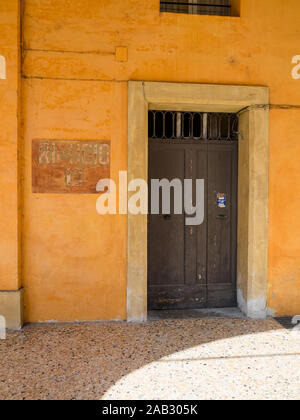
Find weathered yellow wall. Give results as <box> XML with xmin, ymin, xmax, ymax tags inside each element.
<box><xmin>0</xmin><ymin>0</ymin><xmax>20</xmax><ymax>291</ymax></box>
<box><xmin>22</xmin><ymin>80</ymin><xmax>127</xmax><ymax>321</ymax></box>
<box><xmin>268</xmin><ymin>110</ymin><xmax>300</xmax><ymax>315</ymax></box>
<box><xmin>1</xmin><ymin>0</ymin><xmax>298</xmax><ymax>320</ymax></box>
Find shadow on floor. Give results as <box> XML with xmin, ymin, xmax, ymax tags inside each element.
<box><xmin>0</xmin><ymin>316</ymin><xmax>298</xmax><ymax>400</ymax></box>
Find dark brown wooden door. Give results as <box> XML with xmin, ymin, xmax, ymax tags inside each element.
<box><xmin>148</xmin><ymin>140</ymin><xmax>238</xmax><ymax>310</ymax></box>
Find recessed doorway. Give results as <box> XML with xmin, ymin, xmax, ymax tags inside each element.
<box><xmin>127</xmin><ymin>81</ymin><xmax>269</xmax><ymax>322</ymax></box>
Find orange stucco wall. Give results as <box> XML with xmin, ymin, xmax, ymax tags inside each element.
<box><xmin>1</xmin><ymin>0</ymin><xmax>299</xmax><ymax>321</ymax></box>
<box><xmin>0</xmin><ymin>0</ymin><xmax>20</xmax><ymax>291</ymax></box>
<box><xmin>268</xmin><ymin>110</ymin><xmax>300</xmax><ymax>315</ymax></box>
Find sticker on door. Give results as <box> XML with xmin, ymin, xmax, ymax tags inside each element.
<box><xmin>217</xmin><ymin>193</ymin><xmax>226</xmax><ymax>208</ymax></box>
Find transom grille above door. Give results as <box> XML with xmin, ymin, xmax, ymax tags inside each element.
<box><xmin>148</xmin><ymin>111</ymin><xmax>238</xmax><ymax>141</ymax></box>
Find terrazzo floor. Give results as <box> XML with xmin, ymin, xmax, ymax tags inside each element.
<box><xmin>0</xmin><ymin>318</ymin><xmax>299</xmax><ymax>400</ymax></box>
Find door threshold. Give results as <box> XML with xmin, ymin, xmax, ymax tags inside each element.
<box><xmin>148</xmin><ymin>307</ymin><xmax>245</xmax><ymax>321</ymax></box>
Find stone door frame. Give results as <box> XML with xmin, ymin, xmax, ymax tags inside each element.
<box><xmin>127</xmin><ymin>81</ymin><xmax>269</xmax><ymax>321</ymax></box>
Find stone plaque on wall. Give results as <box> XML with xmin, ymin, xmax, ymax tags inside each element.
<box><xmin>32</xmin><ymin>139</ymin><xmax>110</xmax><ymax>194</ymax></box>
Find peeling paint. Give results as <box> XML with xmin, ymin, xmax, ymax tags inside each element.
<box><xmin>0</xmin><ymin>55</ymin><xmax>6</xmax><ymax>80</ymax></box>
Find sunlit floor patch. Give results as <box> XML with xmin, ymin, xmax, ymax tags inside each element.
<box><xmin>102</xmin><ymin>329</ymin><xmax>300</xmax><ymax>400</ymax></box>
<box><xmin>0</xmin><ymin>318</ymin><xmax>299</xmax><ymax>400</ymax></box>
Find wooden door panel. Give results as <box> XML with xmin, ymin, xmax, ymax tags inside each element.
<box><xmin>148</xmin><ymin>214</ymin><xmax>184</xmax><ymax>285</ymax></box>
<box><xmin>184</xmin><ymin>148</ymin><xmax>198</xmax><ymax>287</ymax></box>
<box><xmin>148</xmin><ymin>284</ymin><xmax>207</xmax><ymax>310</ymax></box>
<box><xmin>207</xmin><ymin>144</ymin><xmax>237</xmax><ymax>307</ymax></box>
<box><xmin>207</xmin><ymin>287</ymin><xmax>236</xmax><ymax>308</ymax></box>
<box><xmin>195</xmin><ymin>148</ymin><xmax>208</xmax><ymax>288</ymax></box>
<box><xmin>207</xmin><ymin>148</ymin><xmax>232</xmax><ymax>284</ymax></box>
<box><xmin>148</xmin><ymin>140</ymin><xmax>237</xmax><ymax>310</ymax></box>
<box><xmin>148</xmin><ymin>144</ymin><xmax>186</xmax><ymax>308</ymax></box>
